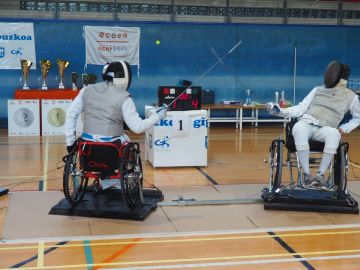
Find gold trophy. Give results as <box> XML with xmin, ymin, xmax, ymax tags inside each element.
<box><xmin>57</xmin><ymin>59</ymin><xmax>69</xmax><ymax>89</ymax></box>
<box><xmin>40</xmin><ymin>59</ymin><xmax>51</xmax><ymax>90</ymax></box>
<box><xmin>20</xmin><ymin>59</ymin><xmax>33</xmax><ymax>90</ymax></box>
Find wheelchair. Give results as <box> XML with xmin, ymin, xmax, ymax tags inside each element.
<box><xmin>63</xmin><ymin>139</ymin><xmax>143</xmax><ymax>209</ymax></box>
<box><xmin>262</xmin><ymin>119</ymin><xmax>359</xmax><ymax>214</ymax></box>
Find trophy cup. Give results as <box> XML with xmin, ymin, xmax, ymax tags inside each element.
<box><xmin>40</xmin><ymin>59</ymin><xmax>51</xmax><ymax>90</ymax></box>
<box><xmin>57</xmin><ymin>59</ymin><xmax>69</xmax><ymax>89</ymax></box>
<box><xmin>20</xmin><ymin>59</ymin><xmax>33</xmax><ymax>90</ymax></box>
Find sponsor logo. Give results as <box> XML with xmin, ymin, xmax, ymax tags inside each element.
<box><xmin>154</xmin><ymin>136</ymin><xmax>170</xmax><ymax>148</ymax></box>
<box><xmin>11</xmin><ymin>47</ymin><xmax>23</xmax><ymax>56</ymax></box>
<box><xmin>0</xmin><ymin>47</ymin><xmax>4</xmax><ymax>58</ymax></box>
<box><xmin>0</xmin><ymin>34</ymin><xmax>32</xmax><ymax>41</ymax></box>
<box><xmin>193</xmin><ymin>117</ymin><xmax>208</xmax><ymax>128</ymax></box>
<box><xmin>88</xmin><ymin>160</ymin><xmax>109</xmax><ymax>170</ymax></box>
<box><xmin>155</xmin><ymin>119</ymin><xmax>173</xmax><ymax>127</ymax></box>
<box><xmin>98</xmin><ymin>32</ymin><xmax>128</xmax><ymax>39</ymax></box>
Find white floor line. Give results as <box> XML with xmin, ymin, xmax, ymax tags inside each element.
<box><xmin>104</xmin><ymin>254</ymin><xmax>360</xmax><ymax>270</ymax></box>
<box><xmin>42</xmin><ymin>137</ymin><xmax>49</xmax><ymax>191</ymax></box>
<box><xmin>2</xmin><ymin>222</ymin><xmax>360</xmax><ymax>245</ymax></box>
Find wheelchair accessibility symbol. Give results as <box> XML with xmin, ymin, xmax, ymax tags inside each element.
<box><xmin>154</xmin><ymin>136</ymin><xmax>170</xmax><ymax>149</ymax></box>
<box><xmin>11</xmin><ymin>47</ymin><xmax>23</xmax><ymax>56</ymax></box>
<box><xmin>0</xmin><ymin>47</ymin><xmax>5</xmax><ymax>58</ymax></box>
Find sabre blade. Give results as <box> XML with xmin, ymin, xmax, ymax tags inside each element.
<box><xmin>165</xmin><ymin>40</ymin><xmax>243</xmax><ymax>109</ymax></box>
<box><xmin>228</xmin><ymin>40</ymin><xmax>242</xmax><ymax>54</ymax></box>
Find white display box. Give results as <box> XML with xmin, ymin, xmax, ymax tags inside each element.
<box><xmin>8</xmin><ymin>99</ymin><xmax>40</xmax><ymax>136</ymax></box>
<box><xmin>145</xmin><ymin>109</ymin><xmax>208</xmax><ymax>167</ymax></box>
<box><xmin>41</xmin><ymin>99</ymin><xmax>83</xmax><ymax>136</ymax></box>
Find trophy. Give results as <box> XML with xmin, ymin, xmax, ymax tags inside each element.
<box><xmin>40</xmin><ymin>59</ymin><xmax>51</xmax><ymax>90</ymax></box>
<box><xmin>57</xmin><ymin>59</ymin><xmax>69</xmax><ymax>89</ymax></box>
<box><xmin>20</xmin><ymin>59</ymin><xmax>33</xmax><ymax>90</ymax></box>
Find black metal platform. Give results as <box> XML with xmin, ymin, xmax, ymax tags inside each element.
<box><xmin>0</xmin><ymin>188</ymin><xmax>9</xmax><ymax>197</ymax></box>
<box><xmin>49</xmin><ymin>188</ymin><xmax>164</xmax><ymax>221</ymax></box>
<box><xmin>262</xmin><ymin>189</ymin><xmax>359</xmax><ymax>214</ymax></box>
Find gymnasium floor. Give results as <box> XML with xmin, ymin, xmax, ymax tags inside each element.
<box><xmin>1</xmin><ymin>125</ymin><xmax>360</xmax><ymax>269</ymax></box>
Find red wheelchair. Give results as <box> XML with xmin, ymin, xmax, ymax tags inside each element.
<box><xmin>62</xmin><ymin>139</ymin><xmax>143</xmax><ymax>209</ymax></box>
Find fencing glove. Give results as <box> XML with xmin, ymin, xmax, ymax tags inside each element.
<box><xmin>266</xmin><ymin>102</ymin><xmax>282</xmax><ymax>115</ymax></box>
<box><xmin>156</xmin><ymin>105</ymin><xmax>168</xmax><ymax>120</ymax></box>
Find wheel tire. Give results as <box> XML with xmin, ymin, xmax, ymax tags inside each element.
<box><xmin>120</xmin><ymin>143</ymin><xmax>143</xmax><ymax>209</ymax></box>
<box><xmin>334</xmin><ymin>143</ymin><xmax>348</xmax><ymax>193</ymax></box>
<box><xmin>63</xmin><ymin>151</ymin><xmax>88</xmax><ymax>206</ymax></box>
<box><xmin>269</xmin><ymin>140</ymin><xmax>283</xmax><ymax>192</ymax></box>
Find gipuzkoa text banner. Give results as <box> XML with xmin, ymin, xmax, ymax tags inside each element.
<box><xmin>0</xmin><ymin>23</ymin><xmax>36</xmax><ymax>69</ymax></box>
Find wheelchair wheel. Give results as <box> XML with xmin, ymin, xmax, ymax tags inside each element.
<box><xmin>334</xmin><ymin>143</ymin><xmax>349</xmax><ymax>193</ymax></box>
<box><xmin>120</xmin><ymin>143</ymin><xmax>143</xmax><ymax>208</ymax></box>
<box><xmin>269</xmin><ymin>139</ymin><xmax>283</xmax><ymax>191</ymax></box>
<box><xmin>63</xmin><ymin>150</ymin><xmax>88</xmax><ymax>206</ymax></box>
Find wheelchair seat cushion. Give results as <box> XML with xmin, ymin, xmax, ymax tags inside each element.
<box><xmin>79</xmin><ymin>141</ymin><xmax>121</xmax><ymax>175</ymax></box>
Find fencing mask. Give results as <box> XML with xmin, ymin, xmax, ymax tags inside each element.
<box><xmin>324</xmin><ymin>60</ymin><xmax>350</xmax><ymax>88</ymax></box>
<box><xmin>102</xmin><ymin>61</ymin><xmax>132</xmax><ymax>90</ymax></box>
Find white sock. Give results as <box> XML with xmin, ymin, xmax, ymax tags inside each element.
<box><xmin>318</xmin><ymin>152</ymin><xmax>333</xmax><ymax>175</ymax></box>
<box><xmin>297</xmin><ymin>150</ymin><xmax>310</xmax><ymax>175</ymax></box>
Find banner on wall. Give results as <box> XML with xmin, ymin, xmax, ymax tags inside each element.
<box><xmin>0</xmin><ymin>23</ymin><xmax>36</xmax><ymax>69</ymax></box>
<box><xmin>84</xmin><ymin>25</ymin><xmax>140</xmax><ymax>74</ymax></box>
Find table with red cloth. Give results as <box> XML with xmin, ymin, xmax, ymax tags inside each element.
<box><xmin>14</xmin><ymin>89</ymin><xmax>80</xmax><ymax>100</ymax></box>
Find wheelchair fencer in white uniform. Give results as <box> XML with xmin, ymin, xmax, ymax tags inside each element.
<box><xmin>262</xmin><ymin>61</ymin><xmax>360</xmax><ymax>213</ymax></box>
<box><xmin>63</xmin><ymin>61</ymin><xmax>167</xmax><ymax>208</ymax></box>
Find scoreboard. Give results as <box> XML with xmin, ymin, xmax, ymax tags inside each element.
<box><xmin>158</xmin><ymin>86</ymin><xmax>202</xmax><ymax>111</ymax></box>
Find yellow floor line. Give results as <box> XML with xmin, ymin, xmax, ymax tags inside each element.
<box><xmin>350</xmin><ymin>161</ymin><xmax>360</xmax><ymax>169</ymax></box>
<box><xmin>37</xmin><ymin>241</ymin><xmax>44</xmax><ymax>268</ymax></box>
<box><xmin>2</xmin><ymin>229</ymin><xmax>360</xmax><ymax>252</ymax></box>
<box><xmin>42</xmin><ymin>137</ymin><xmax>49</xmax><ymax>191</ymax></box>
<box><xmin>1</xmin><ymin>248</ymin><xmax>360</xmax><ymax>270</ymax></box>
<box><xmin>0</xmin><ymin>176</ymin><xmax>40</xmax><ymax>179</ymax></box>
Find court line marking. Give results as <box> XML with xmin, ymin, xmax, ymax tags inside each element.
<box><xmin>1</xmin><ymin>248</ymin><xmax>360</xmax><ymax>270</ymax></box>
<box><xmin>196</xmin><ymin>167</ymin><xmax>218</xmax><ymax>185</ymax></box>
<box><xmin>87</xmin><ymin>254</ymin><xmax>360</xmax><ymax>270</ymax></box>
<box><xmin>0</xmin><ymin>176</ymin><xmax>41</xmax><ymax>179</ymax></box>
<box><xmin>36</xmin><ymin>241</ymin><xmax>44</xmax><ymax>268</ymax></box>
<box><xmin>350</xmin><ymin>161</ymin><xmax>360</xmax><ymax>169</ymax></box>
<box><xmin>83</xmin><ymin>240</ymin><xmax>94</xmax><ymax>270</ymax></box>
<box><xmin>8</xmin><ymin>241</ymin><xmax>69</xmax><ymax>269</ymax></box>
<box><xmin>92</xmin><ymin>238</ymin><xmax>141</xmax><ymax>270</ymax></box>
<box><xmin>268</xmin><ymin>231</ymin><xmax>315</xmax><ymax>270</ymax></box>
<box><xmin>2</xmin><ymin>228</ymin><xmax>360</xmax><ymax>251</ymax></box>
<box><xmin>3</xmin><ymin>222</ymin><xmax>360</xmax><ymax>245</ymax></box>
<box><xmin>42</xmin><ymin>137</ymin><xmax>49</xmax><ymax>191</ymax></box>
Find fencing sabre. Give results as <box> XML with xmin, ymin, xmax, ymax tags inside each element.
<box><xmin>157</xmin><ymin>40</ymin><xmax>242</xmax><ymax>112</ymax></box>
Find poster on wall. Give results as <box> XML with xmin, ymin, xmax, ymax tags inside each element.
<box><xmin>41</xmin><ymin>100</ymin><xmax>83</xmax><ymax>136</ymax></box>
<box><xmin>0</xmin><ymin>23</ymin><xmax>36</xmax><ymax>69</ymax></box>
<box><xmin>8</xmin><ymin>99</ymin><xmax>40</xmax><ymax>136</ymax></box>
<box><xmin>84</xmin><ymin>25</ymin><xmax>140</xmax><ymax>74</ymax></box>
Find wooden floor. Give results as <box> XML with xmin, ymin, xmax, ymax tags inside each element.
<box><xmin>1</xmin><ymin>125</ymin><xmax>360</xmax><ymax>269</ymax></box>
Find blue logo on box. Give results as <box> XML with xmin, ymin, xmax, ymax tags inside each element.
<box><xmin>155</xmin><ymin>119</ymin><xmax>173</xmax><ymax>127</ymax></box>
<box><xmin>193</xmin><ymin>117</ymin><xmax>208</xmax><ymax>128</ymax></box>
<box><xmin>154</xmin><ymin>136</ymin><xmax>170</xmax><ymax>148</ymax></box>
<box><xmin>0</xmin><ymin>47</ymin><xmax>5</xmax><ymax>58</ymax></box>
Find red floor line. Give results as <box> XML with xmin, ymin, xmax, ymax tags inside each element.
<box><xmin>92</xmin><ymin>238</ymin><xmax>142</xmax><ymax>270</ymax></box>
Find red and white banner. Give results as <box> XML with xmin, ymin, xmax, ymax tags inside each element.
<box><xmin>84</xmin><ymin>25</ymin><xmax>140</xmax><ymax>72</ymax></box>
